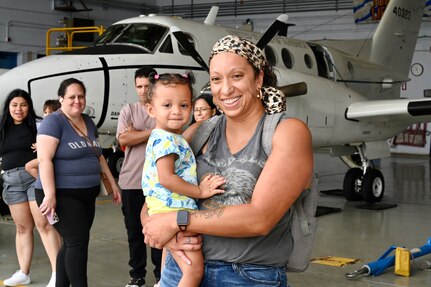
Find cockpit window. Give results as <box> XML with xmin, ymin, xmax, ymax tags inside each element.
<box><xmin>95</xmin><ymin>23</ymin><xmax>168</xmax><ymax>53</ymax></box>
<box><xmin>159</xmin><ymin>35</ymin><xmax>173</xmax><ymax>54</ymax></box>
<box><xmin>95</xmin><ymin>24</ymin><xmax>128</xmax><ymax>44</ymax></box>
<box><xmin>178</xmin><ymin>33</ymin><xmax>196</xmax><ymax>56</ymax></box>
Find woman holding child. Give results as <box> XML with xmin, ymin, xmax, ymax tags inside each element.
<box><xmin>142</xmin><ymin>35</ymin><xmax>314</xmax><ymax>286</ymax></box>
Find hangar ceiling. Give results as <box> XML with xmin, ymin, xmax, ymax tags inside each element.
<box><xmin>87</xmin><ymin>0</ymin><xmax>352</xmax><ymax>18</ymax></box>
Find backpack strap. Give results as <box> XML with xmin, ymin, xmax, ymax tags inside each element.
<box><xmin>190</xmin><ymin>115</ymin><xmax>222</xmax><ymax>154</ymax></box>
<box><xmin>262</xmin><ymin>112</ymin><xmax>314</xmax><ymax>238</ymax></box>
<box><xmin>295</xmin><ymin>188</ymin><xmax>314</xmax><ymax>236</ymax></box>
<box><xmin>191</xmin><ymin>112</ymin><xmax>286</xmax><ymax>155</ymax></box>
<box><xmin>262</xmin><ymin>112</ymin><xmax>287</xmax><ymax>156</ymax></box>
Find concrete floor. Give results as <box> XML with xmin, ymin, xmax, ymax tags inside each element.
<box><xmin>1</xmin><ymin>152</ymin><xmax>431</xmax><ymax>287</ymax></box>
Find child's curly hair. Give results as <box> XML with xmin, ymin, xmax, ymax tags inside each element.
<box><xmin>147</xmin><ymin>70</ymin><xmax>195</xmax><ymax>102</ymax></box>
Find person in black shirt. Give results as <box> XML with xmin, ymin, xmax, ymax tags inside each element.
<box><xmin>0</xmin><ymin>89</ymin><xmax>61</xmax><ymax>287</ymax></box>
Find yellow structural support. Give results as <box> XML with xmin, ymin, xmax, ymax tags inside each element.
<box><xmin>46</xmin><ymin>26</ymin><xmax>105</xmax><ymax>55</ymax></box>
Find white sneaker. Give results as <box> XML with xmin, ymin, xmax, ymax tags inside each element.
<box><xmin>153</xmin><ymin>282</ymin><xmax>160</xmax><ymax>287</ymax></box>
<box><xmin>3</xmin><ymin>270</ymin><xmax>31</xmax><ymax>286</ymax></box>
<box><xmin>46</xmin><ymin>272</ymin><xmax>56</xmax><ymax>287</ymax></box>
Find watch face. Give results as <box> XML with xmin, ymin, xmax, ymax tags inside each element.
<box><xmin>411</xmin><ymin>63</ymin><xmax>424</xmax><ymax>76</ymax></box>
<box><xmin>177</xmin><ymin>210</ymin><xmax>189</xmax><ymax>226</ymax></box>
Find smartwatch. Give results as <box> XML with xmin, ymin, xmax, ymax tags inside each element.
<box><xmin>177</xmin><ymin>210</ymin><xmax>190</xmax><ymax>231</ymax></box>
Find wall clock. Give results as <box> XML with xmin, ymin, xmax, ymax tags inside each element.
<box><xmin>411</xmin><ymin>63</ymin><xmax>424</xmax><ymax>76</ymax></box>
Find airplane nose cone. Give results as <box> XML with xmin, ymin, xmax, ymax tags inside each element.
<box><xmin>0</xmin><ymin>68</ymin><xmax>29</xmax><ymax>96</ymax></box>
<box><xmin>0</xmin><ymin>55</ymin><xmax>82</xmax><ymax>113</ymax></box>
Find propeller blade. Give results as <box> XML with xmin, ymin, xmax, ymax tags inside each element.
<box><xmin>171</xmin><ymin>26</ymin><xmax>209</xmax><ymax>72</ymax></box>
<box><xmin>256</xmin><ymin>14</ymin><xmax>289</xmax><ymax>49</ymax></box>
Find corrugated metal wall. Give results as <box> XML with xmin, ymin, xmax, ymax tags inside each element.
<box><xmin>87</xmin><ymin>0</ymin><xmax>353</xmax><ymax>18</ymax></box>
<box><xmin>159</xmin><ymin>0</ymin><xmax>353</xmax><ymax>18</ymax></box>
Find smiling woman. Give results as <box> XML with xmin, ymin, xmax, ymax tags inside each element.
<box><xmin>0</xmin><ymin>89</ymin><xmax>60</xmax><ymax>287</ymax></box>
<box><xmin>9</xmin><ymin>96</ymin><xmax>29</xmax><ymax>124</ymax></box>
<box><xmin>191</xmin><ymin>93</ymin><xmax>220</xmax><ymax>124</ymax></box>
<box><xmin>142</xmin><ymin>35</ymin><xmax>313</xmax><ymax>287</ymax></box>
<box><xmin>34</xmin><ymin>78</ymin><xmax>121</xmax><ymax>287</ymax></box>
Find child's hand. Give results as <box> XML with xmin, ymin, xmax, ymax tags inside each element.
<box><xmin>198</xmin><ymin>173</ymin><xmax>225</xmax><ymax>198</ymax></box>
<box><xmin>31</xmin><ymin>143</ymin><xmax>37</xmax><ymax>152</ymax></box>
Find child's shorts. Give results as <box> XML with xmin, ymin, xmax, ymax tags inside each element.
<box><xmin>2</xmin><ymin>167</ymin><xmax>36</xmax><ymax>205</ymax></box>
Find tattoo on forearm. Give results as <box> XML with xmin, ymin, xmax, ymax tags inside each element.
<box><xmin>192</xmin><ymin>207</ymin><xmax>225</xmax><ymax>220</ymax></box>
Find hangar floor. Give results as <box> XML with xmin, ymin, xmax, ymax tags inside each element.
<box><xmin>1</xmin><ymin>152</ymin><xmax>431</xmax><ymax>287</ymax></box>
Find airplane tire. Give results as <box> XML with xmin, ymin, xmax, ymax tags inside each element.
<box><xmin>107</xmin><ymin>151</ymin><xmax>124</xmax><ymax>179</ymax></box>
<box><xmin>362</xmin><ymin>169</ymin><xmax>384</xmax><ymax>203</ymax></box>
<box><xmin>343</xmin><ymin>168</ymin><xmax>363</xmax><ymax>201</ymax></box>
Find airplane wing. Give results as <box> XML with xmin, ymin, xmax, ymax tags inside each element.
<box><xmin>345</xmin><ymin>99</ymin><xmax>431</xmax><ymax>125</ymax></box>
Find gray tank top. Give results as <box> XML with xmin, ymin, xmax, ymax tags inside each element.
<box><xmin>196</xmin><ymin>114</ymin><xmax>293</xmax><ymax>267</ymax></box>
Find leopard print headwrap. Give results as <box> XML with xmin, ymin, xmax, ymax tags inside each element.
<box><xmin>210</xmin><ymin>35</ymin><xmax>286</xmax><ymax>114</ymax></box>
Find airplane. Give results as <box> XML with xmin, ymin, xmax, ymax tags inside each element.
<box><xmin>0</xmin><ymin>0</ymin><xmax>429</xmax><ymax>203</ymax></box>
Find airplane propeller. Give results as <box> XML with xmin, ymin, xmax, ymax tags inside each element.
<box><xmin>256</xmin><ymin>14</ymin><xmax>289</xmax><ymax>49</ymax></box>
<box><xmin>172</xmin><ymin>13</ymin><xmax>290</xmax><ymax>75</ymax></box>
<box><xmin>171</xmin><ymin>26</ymin><xmax>209</xmax><ymax>72</ymax></box>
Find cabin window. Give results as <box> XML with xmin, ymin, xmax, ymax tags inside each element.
<box><xmin>178</xmin><ymin>33</ymin><xmax>196</xmax><ymax>56</ymax></box>
<box><xmin>282</xmin><ymin>48</ymin><xmax>294</xmax><ymax>69</ymax></box>
<box><xmin>304</xmin><ymin>54</ymin><xmax>313</xmax><ymax>69</ymax></box>
<box><xmin>264</xmin><ymin>46</ymin><xmax>276</xmax><ymax>66</ymax></box>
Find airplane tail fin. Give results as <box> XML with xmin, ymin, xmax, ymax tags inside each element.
<box><xmin>370</xmin><ymin>0</ymin><xmax>425</xmax><ymax>77</ymax></box>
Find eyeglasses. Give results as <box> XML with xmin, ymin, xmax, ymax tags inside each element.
<box><xmin>193</xmin><ymin>108</ymin><xmax>211</xmax><ymax>113</ymax></box>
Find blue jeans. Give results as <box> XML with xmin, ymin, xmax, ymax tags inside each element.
<box><xmin>160</xmin><ymin>251</ymin><xmax>289</xmax><ymax>287</ymax></box>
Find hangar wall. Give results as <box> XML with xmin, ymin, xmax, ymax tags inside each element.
<box><xmin>0</xmin><ymin>1</ymin><xmax>152</xmax><ymax>62</ymax></box>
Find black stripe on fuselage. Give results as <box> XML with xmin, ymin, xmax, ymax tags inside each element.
<box><xmin>27</xmin><ymin>59</ymin><xmax>206</xmax><ymax>127</ymax></box>
<box><xmin>97</xmin><ymin>57</ymin><xmax>109</xmax><ymax>128</ymax></box>
<box><xmin>408</xmin><ymin>101</ymin><xmax>431</xmax><ymax>116</ymax></box>
<box><xmin>62</xmin><ymin>45</ymin><xmax>147</xmax><ymax>55</ymax></box>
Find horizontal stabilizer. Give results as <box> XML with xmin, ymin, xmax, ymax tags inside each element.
<box><xmin>346</xmin><ymin>99</ymin><xmax>431</xmax><ymax>124</ymax></box>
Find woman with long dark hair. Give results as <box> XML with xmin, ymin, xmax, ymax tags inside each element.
<box><xmin>0</xmin><ymin>89</ymin><xmax>60</xmax><ymax>287</ymax></box>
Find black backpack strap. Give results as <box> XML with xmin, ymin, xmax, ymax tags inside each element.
<box><xmin>190</xmin><ymin>115</ymin><xmax>222</xmax><ymax>154</ymax></box>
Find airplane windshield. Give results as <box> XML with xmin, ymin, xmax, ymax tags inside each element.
<box><xmin>95</xmin><ymin>23</ymin><xmax>168</xmax><ymax>53</ymax></box>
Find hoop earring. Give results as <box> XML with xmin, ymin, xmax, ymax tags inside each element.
<box><xmin>257</xmin><ymin>89</ymin><xmax>262</xmax><ymax>99</ymax></box>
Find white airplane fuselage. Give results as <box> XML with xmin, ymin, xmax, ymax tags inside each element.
<box><xmin>0</xmin><ymin>0</ymin><xmax>428</xmax><ymax>155</ymax></box>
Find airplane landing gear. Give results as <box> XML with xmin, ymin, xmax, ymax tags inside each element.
<box><xmin>362</xmin><ymin>169</ymin><xmax>384</xmax><ymax>202</ymax></box>
<box><xmin>106</xmin><ymin>150</ymin><xmax>124</xmax><ymax>179</ymax></box>
<box><xmin>342</xmin><ymin>145</ymin><xmax>385</xmax><ymax>203</ymax></box>
<box><xmin>343</xmin><ymin>168</ymin><xmax>363</xmax><ymax>201</ymax></box>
